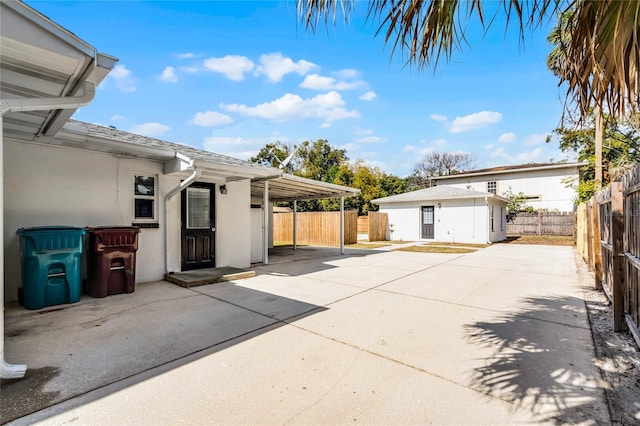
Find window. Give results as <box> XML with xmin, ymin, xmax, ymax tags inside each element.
<box><xmin>487</xmin><ymin>181</ymin><xmax>497</xmax><ymax>194</ymax></box>
<box><xmin>134</xmin><ymin>175</ymin><xmax>157</xmax><ymax>222</ymax></box>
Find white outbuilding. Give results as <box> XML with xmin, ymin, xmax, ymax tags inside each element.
<box><xmin>372</xmin><ymin>186</ymin><xmax>509</xmax><ymax>244</ymax></box>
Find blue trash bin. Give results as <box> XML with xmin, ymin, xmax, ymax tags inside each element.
<box><xmin>16</xmin><ymin>226</ymin><xmax>85</xmax><ymax>310</ymax></box>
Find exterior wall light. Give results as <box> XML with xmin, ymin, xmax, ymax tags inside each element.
<box><xmin>219</xmin><ymin>185</ymin><xmax>227</xmax><ymax>195</ymax></box>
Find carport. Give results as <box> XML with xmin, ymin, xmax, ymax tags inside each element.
<box><xmin>250</xmin><ymin>174</ymin><xmax>360</xmax><ymax>264</ymax></box>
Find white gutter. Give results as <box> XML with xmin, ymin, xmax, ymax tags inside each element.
<box><xmin>0</xmin><ymin>80</ymin><xmax>96</xmax><ymax>379</ymax></box>
<box><xmin>164</xmin><ymin>166</ymin><xmax>202</xmax><ymax>274</ymax></box>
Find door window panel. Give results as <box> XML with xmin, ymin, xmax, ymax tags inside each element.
<box><xmin>187</xmin><ymin>187</ymin><xmax>210</xmax><ymax>229</ymax></box>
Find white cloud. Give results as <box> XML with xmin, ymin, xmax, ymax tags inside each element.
<box><xmin>110</xmin><ymin>115</ymin><xmax>125</xmax><ymax>121</ymax></box>
<box><xmin>355</xmin><ymin>136</ymin><xmax>385</xmax><ymax>144</ymax></box>
<box><xmin>449</xmin><ymin>111</ymin><xmax>502</xmax><ymax>133</ymax></box>
<box><xmin>403</xmin><ymin>145</ymin><xmax>415</xmax><ymax>153</ymax></box>
<box><xmin>319</xmin><ymin>122</ymin><xmax>332</xmax><ymax>129</ymax></box>
<box><xmin>359</xmin><ymin>91</ymin><xmax>377</xmax><ymax>101</ymax></box>
<box><xmin>299</xmin><ymin>74</ymin><xmax>363</xmax><ymax>91</ymax></box>
<box><xmin>221</xmin><ymin>91</ymin><xmax>360</xmax><ymax>124</ymax></box>
<box><xmin>218</xmin><ymin>150</ymin><xmax>260</xmax><ymax>160</ymax></box>
<box><xmin>340</xmin><ymin>143</ymin><xmax>361</xmax><ymax>152</ymax></box>
<box><xmin>189</xmin><ymin>111</ymin><xmax>234</xmax><ymax>127</ymax></box>
<box><xmin>430</xmin><ymin>113</ymin><xmax>447</xmax><ymax>122</ymax></box>
<box><xmin>419</xmin><ymin>147</ymin><xmax>435</xmax><ymax>157</ymax></box>
<box><xmin>203</xmin><ymin>55</ymin><xmax>255</xmax><ymax>81</ymax></box>
<box><xmin>524</xmin><ymin>133</ymin><xmax>550</xmax><ymax>146</ymax></box>
<box><xmin>498</xmin><ymin>132</ymin><xmax>516</xmax><ymax>143</ymax></box>
<box><xmin>176</xmin><ymin>52</ymin><xmax>196</xmax><ymax>60</ymax></box>
<box><xmin>335</xmin><ymin>68</ymin><xmax>360</xmax><ymax>79</ymax></box>
<box><xmin>485</xmin><ymin>144</ymin><xmax>495</xmax><ymax>149</ymax></box>
<box><xmin>354</xmin><ymin>128</ymin><xmax>373</xmax><ymax>136</ymax></box>
<box><xmin>491</xmin><ymin>147</ymin><xmax>544</xmax><ymax>163</ymax></box>
<box><xmin>180</xmin><ymin>65</ymin><xmax>200</xmax><ymax>74</ymax></box>
<box><xmin>129</xmin><ymin>122</ymin><xmax>170</xmax><ymax>137</ymax></box>
<box><xmin>255</xmin><ymin>53</ymin><xmax>316</xmax><ymax>82</ymax></box>
<box><xmin>106</xmin><ymin>64</ymin><xmax>136</xmax><ymax>92</ymax></box>
<box><xmin>434</xmin><ymin>138</ymin><xmax>447</xmax><ymax>146</ymax></box>
<box><xmin>160</xmin><ymin>66</ymin><xmax>178</xmax><ymax>83</ymax></box>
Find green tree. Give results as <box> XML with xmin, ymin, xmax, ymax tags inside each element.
<box><xmin>250</xmin><ymin>141</ymin><xmax>297</xmax><ymax>174</ymax></box>
<box><xmin>553</xmin><ymin>113</ymin><xmax>640</xmax><ymax>202</ymax></box>
<box><xmin>298</xmin><ymin>1</ymin><xmax>640</xmax><ymax>120</ymax></box>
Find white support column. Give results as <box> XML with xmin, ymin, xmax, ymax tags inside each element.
<box><xmin>263</xmin><ymin>181</ymin><xmax>269</xmax><ymax>265</ymax></box>
<box><xmin>340</xmin><ymin>196</ymin><xmax>345</xmax><ymax>255</ymax></box>
<box><xmin>293</xmin><ymin>200</ymin><xmax>297</xmax><ymax>250</ymax></box>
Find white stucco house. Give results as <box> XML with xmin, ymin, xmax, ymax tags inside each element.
<box><xmin>431</xmin><ymin>162</ymin><xmax>586</xmax><ymax>212</ymax></box>
<box><xmin>372</xmin><ymin>186</ymin><xmax>509</xmax><ymax>244</ymax></box>
<box><xmin>0</xmin><ymin>1</ymin><xmax>359</xmax><ymax>377</ymax></box>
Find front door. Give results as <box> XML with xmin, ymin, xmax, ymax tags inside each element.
<box><xmin>181</xmin><ymin>183</ymin><xmax>215</xmax><ymax>270</ymax></box>
<box><xmin>421</xmin><ymin>206</ymin><xmax>434</xmax><ymax>239</ymax></box>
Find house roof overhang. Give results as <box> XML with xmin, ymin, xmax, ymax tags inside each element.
<box><xmin>251</xmin><ymin>173</ymin><xmax>361</xmax><ymax>202</ymax></box>
<box><xmin>0</xmin><ymin>1</ymin><xmax>117</xmax><ymax>142</ymax></box>
<box><xmin>432</xmin><ymin>162</ymin><xmax>588</xmax><ymax>181</ymax></box>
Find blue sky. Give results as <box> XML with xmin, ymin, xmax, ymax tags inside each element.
<box><xmin>28</xmin><ymin>1</ymin><xmax>576</xmax><ymax>177</ymax></box>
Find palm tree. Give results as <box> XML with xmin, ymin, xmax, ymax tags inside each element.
<box><xmin>298</xmin><ymin>0</ymin><xmax>640</xmax><ymax>119</ymax></box>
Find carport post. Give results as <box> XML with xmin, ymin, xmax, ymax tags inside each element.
<box><xmin>293</xmin><ymin>200</ymin><xmax>297</xmax><ymax>250</ymax></box>
<box><xmin>340</xmin><ymin>196</ymin><xmax>345</xmax><ymax>255</ymax></box>
<box><xmin>263</xmin><ymin>181</ymin><xmax>269</xmax><ymax>265</ymax></box>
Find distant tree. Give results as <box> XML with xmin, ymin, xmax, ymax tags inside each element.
<box><xmin>553</xmin><ymin>112</ymin><xmax>640</xmax><ymax>202</ymax></box>
<box><xmin>408</xmin><ymin>151</ymin><xmax>476</xmax><ymax>190</ymax></box>
<box><xmin>502</xmin><ymin>187</ymin><xmax>533</xmax><ymax>222</ymax></box>
<box><xmin>296</xmin><ymin>139</ymin><xmax>348</xmax><ymax>182</ymax></box>
<box><xmin>250</xmin><ymin>141</ymin><xmax>297</xmax><ymax>174</ymax></box>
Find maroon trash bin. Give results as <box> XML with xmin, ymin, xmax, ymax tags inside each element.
<box><xmin>86</xmin><ymin>226</ymin><xmax>140</xmax><ymax>298</ymax></box>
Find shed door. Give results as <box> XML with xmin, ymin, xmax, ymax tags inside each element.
<box><xmin>421</xmin><ymin>206</ymin><xmax>435</xmax><ymax>239</ymax></box>
<box><xmin>181</xmin><ymin>183</ymin><xmax>215</xmax><ymax>270</ymax></box>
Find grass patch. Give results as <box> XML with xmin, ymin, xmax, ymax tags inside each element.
<box><xmin>421</xmin><ymin>242</ymin><xmax>488</xmax><ymax>249</ymax></box>
<box><xmin>346</xmin><ymin>243</ymin><xmax>391</xmax><ymax>249</ymax></box>
<box><xmin>501</xmin><ymin>235</ymin><xmax>575</xmax><ymax>246</ymax></box>
<box><xmin>394</xmin><ymin>246</ymin><xmax>477</xmax><ymax>254</ymax></box>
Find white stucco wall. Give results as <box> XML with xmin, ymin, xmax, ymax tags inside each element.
<box><xmin>435</xmin><ymin>167</ymin><xmax>579</xmax><ymax>212</ymax></box>
<box><xmin>4</xmin><ymin>139</ymin><xmax>253</xmax><ymax>303</ymax></box>
<box><xmin>380</xmin><ymin>198</ymin><xmax>507</xmax><ymax>244</ymax></box>
<box><xmin>215</xmin><ymin>179</ymin><xmax>251</xmax><ymax>268</ymax></box>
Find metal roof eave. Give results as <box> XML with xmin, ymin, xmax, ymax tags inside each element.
<box><xmin>252</xmin><ymin>173</ymin><xmax>360</xmax><ymax>202</ymax></box>
<box><xmin>373</xmin><ymin>193</ymin><xmax>509</xmax><ymax>205</ymax></box>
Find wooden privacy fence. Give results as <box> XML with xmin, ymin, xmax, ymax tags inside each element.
<box><xmin>577</xmin><ymin>163</ymin><xmax>640</xmax><ymax>347</ymax></box>
<box><xmin>506</xmin><ymin>212</ymin><xmax>575</xmax><ymax>236</ymax></box>
<box><xmin>368</xmin><ymin>212</ymin><xmax>388</xmax><ymax>241</ymax></box>
<box><xmin>273</xmin><ymin>211</ymin><xmax>357</xmax><ymax>246</ymax></box>
<box><xmin>357</xmin><ymin>215</ymin><xmax>369</xmax><ymax>233</ymax></box>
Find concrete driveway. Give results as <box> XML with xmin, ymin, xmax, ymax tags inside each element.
<box><xmin>3</xmin><ymin>244</ymin><xmax>609</xmax><ymax>425</ymax></box>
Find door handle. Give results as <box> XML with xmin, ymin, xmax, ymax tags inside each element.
<box><xmin>211</xmin><ymin>227</ymin><xmax>216</xmax><ymax>232</ymax></box>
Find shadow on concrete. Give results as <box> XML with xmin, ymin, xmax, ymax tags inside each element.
<box><xmin>256</xmin><ymin>246</ymin><xmax>373</xmax><ymax>277</ymax></box>
<box><xmin>464</xmin><ymin>295</ymin><xmax>608</xmax><ymax>424</ymax></box>
<box><xmin>2</xmin><ymin>282</ymin><xmax>326</xmax><ymax>424</ymax></box>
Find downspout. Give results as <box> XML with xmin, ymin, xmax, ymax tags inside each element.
<box><xmin>0</xmin><ymin>81</ymin><xmax>96</xmax><ymax>379</ymax></box>
<box><xmin>164</xmin><ymin>167</ymin><xmax>202</xmax><ymax>274</ymax></box>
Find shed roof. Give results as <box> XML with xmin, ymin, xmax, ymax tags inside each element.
<box><xmin>372</xmin><ymin>185</ymin><xmax>508</xmax><ymax>204</ymax></box>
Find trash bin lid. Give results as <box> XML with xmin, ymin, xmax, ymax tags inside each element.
<box><xmin>87</xmin><ymin>226</ymin><xmax>140</xmax><ymax>231</ymax></box>
<box><xmin>16</xmin><ymin>226</ymin><xmax>85</xmax><ymax>236</ymax></box>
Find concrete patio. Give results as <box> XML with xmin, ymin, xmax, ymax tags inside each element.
<box><xmin>2</xmin><ymin>244</ymin><xmax>612</xmax><ymax>425</ymax></box>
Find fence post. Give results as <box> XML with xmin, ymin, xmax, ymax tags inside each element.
<box><xmin>537</xmin><ymin>211</ymin><xmax>542</xmax><ymax>236</ymax></box>
<box><xmin>588</xmin><ymin>198</ymin><xmax>602</xmax><ymax>289</ymax></box>
<box><xmin>611</xmin><ymin>182</ymin><xmax>626</xmax><ymax>331</ymax></box>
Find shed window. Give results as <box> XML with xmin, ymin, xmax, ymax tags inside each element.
<box><xmin>487</xmin><ymin>181</ymin><xmax>497</xmax><ymax>194</ymax></box>
<box><xmin>134</xmin><ymin>175</ymin><xmax>157</xmax><ymax>222</ymax></box>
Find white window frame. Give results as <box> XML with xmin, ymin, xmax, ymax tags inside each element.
<box><xmin>133</xmin><ymin>174</ymin><xmax>158</xmax><ymax>223</ymax></box>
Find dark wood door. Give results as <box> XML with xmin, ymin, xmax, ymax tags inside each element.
<box><xmin>421</xmin><ymin>206</ymin><xmax>434</xmax><ymax>239</ymax></box>
<box><xmin>181</xmin><ymin>183</ymin><xmax>215</xmax><ymax>270</ymax></box>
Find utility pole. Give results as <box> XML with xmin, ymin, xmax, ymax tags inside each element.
<box><xmin>595</xmin><ymin>107</ymin><xmax>603</xmax><ymax>190</ymax></box>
